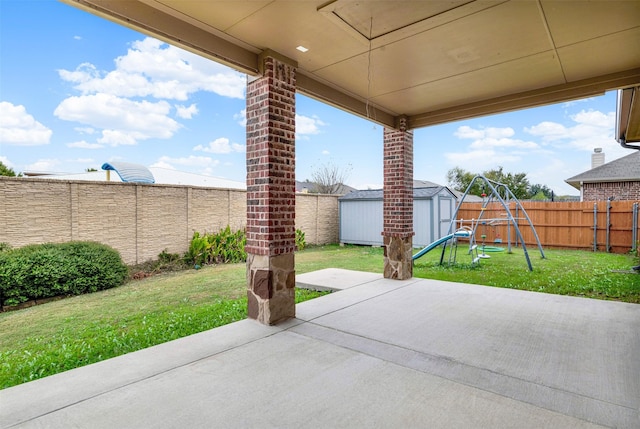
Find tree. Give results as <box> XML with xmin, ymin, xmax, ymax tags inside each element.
<box><xmin>483</xmin><ymin>167</ymin><xmax>530</xmax><ymax>199</ymax></box>
<box><xmin>310</xmin><ymin>162</ymin><xmax>352</xmax><ymax>194</ymax></box>
<box><xmin>529</xmin><ymin>183</ymin><xmax>554</xmax><ymax>200</ymax></box>
<box><xmin>445</xmin><ymin>166</ymin><xmax>537</xmax><ymax>199</ymax></box>
<box><xmin>446</xmin><ymin>166</ymin><xmax>482</xmax><ymax>196</ymax></box>
<box><xmin>0</xmin><ymin>161</ymin><xmax>17</xmax><ymax>177</ymax></box>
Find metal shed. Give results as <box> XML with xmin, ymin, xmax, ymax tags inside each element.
<box><xmin>339</xmin><ymin>186</ymin><xmax>457</xmax><ymax>247</ymax></box>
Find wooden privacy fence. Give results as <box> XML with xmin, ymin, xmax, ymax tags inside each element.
<box><xmin>456</xmin><ymin>201</ymin><xmax>640</xmax><ymax>254</ymax></box>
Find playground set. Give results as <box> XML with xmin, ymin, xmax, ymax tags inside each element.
<box><xmin>412</xmin><ymin>175</ymin><xmax>545</xmax><ymax>271</ymax></box>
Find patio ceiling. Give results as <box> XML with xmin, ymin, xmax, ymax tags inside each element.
<box><xmin>63</xmin><ymin>0</ymin><xmax>640</xmax><ymax>130</ymax></box>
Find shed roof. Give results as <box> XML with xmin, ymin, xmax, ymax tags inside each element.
<box><xmin>565</xmin><ymin>151</ymin><xmax>640</xmax><ymax>189</ymax></box>
<box><xmin>340</xmin><ymin>186</ymin><xmax>453</xmax><ymax>201</ymax></box>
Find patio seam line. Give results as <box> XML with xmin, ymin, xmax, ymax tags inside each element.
<box><xmin>295</xmin><ymin>278</ymin><xmax>422</xmax><ymax>323</ymax></box>
<box><xmin>2</xmin><ymin>327</ymin><xmax>289</xmax><ymax>429</ymax></box>
<box><xmin>295</xmin><ymin>270</ymin><xmax>389</xmax><ymax>292</ymax></box>
<box><xmin>288</xmin><ymin>321</ymin><xmax>637</xmax><ymax>428</ymax></box>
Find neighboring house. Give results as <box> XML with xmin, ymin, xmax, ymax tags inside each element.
<box><xmin>295</xmin><ymin>180</ymin><xmax>356</xmax><ymax>195</ymax></box>
<box><xmin>339</xmin><ymin>185</ymin><xmax>457</xmax><ymax>247</ymax></box>
<box><xmin>565</xmin><ymin>150</ymin><xmax>640</xmax><ymax>201</ymax></box>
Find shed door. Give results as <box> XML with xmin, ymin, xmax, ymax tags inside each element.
<box><xmin>413</xmin><ymin>199</ymin><xmax>432</xmax><ymax>247</ymax></box>
<box><xmin>439</xmin><ymin>196</ymin><xmax>453</xmax><ymax>237</ymax></box>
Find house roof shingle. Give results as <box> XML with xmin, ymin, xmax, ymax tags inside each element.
<box><xmin>565</xmin><ymin>151</ymin><xmax>640</xmax><ymax>189</ymax></box>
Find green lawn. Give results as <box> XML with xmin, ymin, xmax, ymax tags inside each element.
<box><xmin>0</xmin><ymin>244</ymin><xmax>637</xmax><ymax>389</ymax></box>
<box><xmin>412</xmin><ymin>244</ymin><xmax>639</xmax><ymax>303</ymax></box>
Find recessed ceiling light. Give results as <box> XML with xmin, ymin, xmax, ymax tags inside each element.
<box><xmin>296</xmin><ymin>45</ymin><xmax>309</xmax><ymax>53</ymax></box>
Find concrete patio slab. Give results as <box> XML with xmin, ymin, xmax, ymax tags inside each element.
<box><xmin>1</xmin><ymin>270</ymin><xmax>638</xmax><ymax>428</ymax></box>
<box><xmin>296</xmin><ymin>268</ymin><xmax>382</xmax><ymax>291</ymax></box>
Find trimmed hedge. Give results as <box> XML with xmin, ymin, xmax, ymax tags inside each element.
<box><xmin>0</xmin><ymin>241</ymin><xmax>128</xmax><ymax>307</ymax></box>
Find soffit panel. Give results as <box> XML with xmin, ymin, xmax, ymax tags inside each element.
<box><xmin>541</xmin><ymin>0</ymin><xmax>640</xmax><ymax>47</ymax></box>
<box><xmin>64</xmin><ymin>0</ymin><xmax>640</xmax><ymax>129</ymax></box>
<box><xmin>559</xmin><ymin>28</ymin><xmax>640</xmax><ymax>82</ymax></box>
<box><xmin>223</xmin><ymin>2</ymin><xmax>365</xmax><ymax>71</ymax></box>
<box><xmin>373</xmin><ymin>52</ymin><xmax>565</xmax><ymax>116</ymax></box>
<box><xmin>152</xmin><ymin>0</ymin><xmax>270</xmax><ymax>32</ymax></box>
<box><xmin>312</xmin><ymin>1</ymin><xmax>553</xmax><ymax>101</ymax></box>
<box><xmin>327</xmin><ymin>1</ymin><xmax>472</xmax><ymax>39</ymax></box>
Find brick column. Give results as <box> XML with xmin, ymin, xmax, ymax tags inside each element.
<box><xmin>245</xmin><ymin>53</ymin><xmax>296</xmax><ymax>325</ymax></box>
<box><xmin>382</xmin><ymin>117</ymin><xmax>414</xmax><ymax>280</ymax></box>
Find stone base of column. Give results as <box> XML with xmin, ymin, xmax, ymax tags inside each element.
<box><xmin>247</xmin><ymin>252</ymin><xmax>295</xmax><ymax>325</ymax></box>
<box><xmin>383</xmin><ymin>235</ymin><xmax>413</xmax><ymax>280</ymax></box>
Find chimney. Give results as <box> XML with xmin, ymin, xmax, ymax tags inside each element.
<box><xmin>591</xmin><ymin>148</ymin><xmax>605</xmax><ymax>168</ymax></box>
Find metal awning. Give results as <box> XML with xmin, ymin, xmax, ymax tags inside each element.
<box><xmin>101</xmin><ymin>162</ymin><xmax>155</xmax><ymax>184</ymax></box>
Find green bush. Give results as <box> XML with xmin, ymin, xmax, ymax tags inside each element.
<box><xmin>296</xmin><ymin>229</ymin><xmax>306</xmax><ymax>251</ymax></box>
<box><xmin>185</xmin><ymin>227</ymin><xmax>247</xmax><ymax>266</ymax></box>
<box><xmin>0</xmin><ymin>242</ymin><xmax>128</xmax><ymax>307</ymax></box>
<box><xmin>184</xmin><ymin>227</ymin><xmax>308</xmax><ymax>267</ymax></box>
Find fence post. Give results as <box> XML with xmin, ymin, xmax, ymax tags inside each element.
<box><xmin>593</xmin><ymin>203</ymin><xmax>598</xmax><ymax>252</ymax></box>
<box><xmin>633</xmin><ymin>202</ymin><xmax>638</xmax><ymax>252</ymax></box>
<box><xmin>606</xmin><ymin>198</ymin><xmax>612</xmax><ymax>253</ymax></box>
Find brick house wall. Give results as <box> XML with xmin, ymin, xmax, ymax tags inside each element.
<box><xmin>582</xmin><ymin>181</ymin><xmax>640</xmax><ymax>201</ymax></box>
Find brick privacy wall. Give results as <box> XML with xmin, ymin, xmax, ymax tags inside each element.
<box><xmin>583</xmin><ymin>182</ymin><xmax>640</xmax><ymax>201</ymax></box>
<box><xmin>382</xmin><ymin>127</ymin><xmax>414</xmax><ymax>237</ymax></box>
<box><xmin>245</xmin><ymin>56</ymin><xmax>296</xmax><ymax>256</ymax></box>
<box><xmin>0</xmin><ymin>177</ymin><xmax>337</xmax><ymax>265</ymax></box>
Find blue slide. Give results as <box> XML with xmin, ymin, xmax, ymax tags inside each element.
<box><xmin>412</xmin><ymin>230</ymin><xmax>471</xmax><ymax>261</ymax></box>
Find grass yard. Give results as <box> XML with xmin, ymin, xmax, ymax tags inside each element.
<box><xmin>412</xmin><ymin>244</ymin><xmax>639</xmax><ymax>302</ymax></box>
<box><xmin>0</xmin><ymin>244</ymin><xmax>637</xmax><ymax>389</ymax></box>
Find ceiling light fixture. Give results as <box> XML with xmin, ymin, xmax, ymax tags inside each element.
<box><xmin>296</xmin><ymin>45</ymin><xmax>309</xmax><ymax>53</ymax></box>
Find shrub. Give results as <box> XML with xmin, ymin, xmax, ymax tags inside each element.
<box><xmin>296</xmin><ymin>229</ymin><xmax>306</xmax><ymax>251</ymax></box>
<box><xmin>184</xmin><ymin>227</ymin><xmax>247</xmax><ymax>266</ymax></box>
<box><xmin>184</xmin><ymin>227</ymin><xmax>308</xmax><ymax>267</ymax></box>
<box><xmin>0</xmin><ymin>241</ymin><xmax>128</xmax><ymax>307</ymax></box>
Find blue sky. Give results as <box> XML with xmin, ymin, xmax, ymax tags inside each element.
<box><xmin>0</xmin><ymin>0</ymin><xmax>632</xmax><ymax>196</ymax></box>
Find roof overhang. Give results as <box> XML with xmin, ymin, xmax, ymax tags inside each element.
<box><xmin>616</xmin><ymin>86</ymin><xmax>640</xmax><ymax>149</ymax></box>
<box><xmin>61</xmin><ymin>0</ymin><xmax>640</xmax><ymax>130</ymax></box>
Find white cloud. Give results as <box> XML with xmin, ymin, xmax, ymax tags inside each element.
<box><xmin>524</xmin><ymin>109</ymin><xmax>623</xmax><ymax>155</ymax></box>
<box><xmin>454</xmin><ymin>125</ymin><xmax>514</xmax><ymax>140</ymax></box>
<box><xmin>562</xmin><ymin>97</ymin><xmax>594</xmax><ymax>108</ymax></box>
<box><xmin>67</xmin><ymin>140</ymin><xmax>104</xmax><ymax>149</ymax></box>
<box><xmin>469</xmin><ymin>138</ymin><xmax>538</xmax><ymax>149</ymax></box>
<box><xmin>524</xmin><ymin>121</ymin><xmax>567</xmax><ymax>140</ymax></box>
<box><xmin>234</xmin><ymin>109</ymin><xmax>246</xmax><ymax>127</ymax></box>
<box><xmin>58</xmin><ymin>37</ymin><xmax>246</xmax><ymax>101</ymax></box>
<box><xmin>25</xmin><ymin>159</ymin><xmax>61</xmax><ymax>172</ymax></box>
<box><xmin>175</xmin><ymin>103</ymin><xmax>198</xmax><ymax>119</ymax></box>
<box><xmin>296</xmin><ymin>114</ymin><xmax>326</xmax><ymax>137</ymax></box>
<box><xmin>322</xmin><ymin>150</ymin><xmax>330</xmax><ymax>155</ymax></box>
<box><xmin>454</xmin><ymin>125</ymin><xmax>537</xmax><ymax>150</ymax></box>
<box><xmin>152</xmin><ymin>155</ymin><xmax>220</xmax><ymax>169</ymax></box>
<box><xmin>69</xmin><ymin>158</ymin><xmax>95</xmax><ymax>164</ymax></box>
<box><xmin>54</xmin><ymin>93</ymin><xmax>180</xmax><ymax>146</ymax></box>
<box><xmin>193</xmin><ymin>137</ymin><xmax>245</xmax><ymax>154</ymax></box>
<box><xmin>444</xmin><ymin>149</ymin><xmax>520</xmax><ymax>170</ymax></box>
<box><xmin>0</xmin><ymin>101</ymin><xmax>52</xmax><ymax>145</ymax></box>
<box><xmin>232</xmin><ymin>110</ymin><xmax>325</xmax><ymax>139</ymax></box>
<box><xmin>74</xmin><ymin>127</ymin><xmax>96</xmax><ymax>135</ymax></box>
<box><xmin>0</xmin><ymin>156</ymin><xmax>14</xmax><ymax>168</ymax></box>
